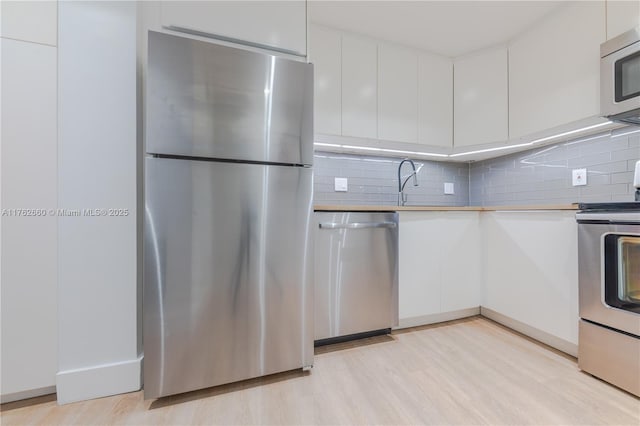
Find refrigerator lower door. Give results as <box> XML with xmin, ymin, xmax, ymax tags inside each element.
<box><xmin>314</xmin><ymin>212</ymin><xmax>399</xmax><ymax>341</ymax></box>
<box><xmin>144</xmin><ymin>157</ymin><xmax>313</xmax><ymax>399</ymax></box>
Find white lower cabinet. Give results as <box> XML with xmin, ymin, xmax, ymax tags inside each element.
<box><xmin>398</xmin><ymin>209</ymin><xmax>579</xmax><ymax>356</ymax></box>
<box><xmin>481</xmin><ymin>211</ymin><xmax>579</xmax><ymax>355</ymax></box>
<box><xmin>398</xmin><ymin>211</ymin><xmax>481</xmax><ymax>328</ymax></box>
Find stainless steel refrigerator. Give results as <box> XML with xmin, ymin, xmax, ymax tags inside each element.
<box><xmin>143</xmin><ymin>31</ymin><xmax>314</xmax><ymax>399</ymax></box>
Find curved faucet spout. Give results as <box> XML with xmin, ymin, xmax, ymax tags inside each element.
<box><xmin>398</xmin><ymin>158</ymin><xmax>419</xmax><ymax>206</ymax></box>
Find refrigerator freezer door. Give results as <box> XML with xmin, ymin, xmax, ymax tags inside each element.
<box><xmin>144</xmin><ymin>157</ymin><xmax>314</xmax><ymax>399</ymax></box>
<box><xmin>146</xmin><ymin>31</ymin><xmax>313</xmax><ymax>166</ymax></box>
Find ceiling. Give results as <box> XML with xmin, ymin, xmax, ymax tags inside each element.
<box><xmin>308</xmin><ymin>1</ymin><xmax>564</xmax><ymax>57</ymax></box>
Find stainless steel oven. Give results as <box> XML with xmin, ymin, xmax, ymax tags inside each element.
<box><xmin>577</xmin><ymin>203</ymin><xmax>640</xmax><ymax>396</ymax></box>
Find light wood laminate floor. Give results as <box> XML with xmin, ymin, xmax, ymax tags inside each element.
<box><xmin>2</xmin><ymin>317</ymin><xmax>639</xmax><ymax>425</ymax></box>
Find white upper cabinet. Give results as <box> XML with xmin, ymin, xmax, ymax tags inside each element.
<box><xmin>378</xmin><ymin>43</ymin><xmax>418</xmax><ymax>143</ymax></box>
<box><xmin>454</xmin><ymin>47</ymin><xmax>508</xmax><ymax>147</ymax></box>
<box><xmin>159</xmin><ymin>1</ymin><xmax>307</xmax><ymax>56</ymax></box>
<box><xmin>418</xmin><ymin>53</ymin><xmax>453</xmax><ymax>148</ymax></box>
<box><xmin>308</xmin><ymin>25</ymin><xmax>341</xmax><ymax>135</ymax></box>
<box><xmin>606</xmin><ymin>0</ymin><xmax>640</xmax><ymax>40</ymax></box>
<box><xmin>341</xmin><ymin>34</ymin><xmax>378</xmax><ymax>139</ymax></box>
<box><xmin>0</xmin><ymin>0</ymin><xmax>57</xmax><ymax>46</ymax></box>
<box><xmin>310</xmin><ymin>25</ymin><xmax>453</xmax><ymax>148</ymax></box>
<box><xmin>310</xmin><ymin>1</ymin><xmax>614</xmax><ymax>157</ymax></box>
<box><xmin>509</xmin><ymin>2</ymin><xmax>605</xmax><ymax>140</ymax></box>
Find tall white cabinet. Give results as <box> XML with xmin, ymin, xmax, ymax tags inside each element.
<box><xmin>0</xmin><ymin>0</ymin><xmax>57</xmax><ymax>45</ymax></box>
<box><xmin>1</xmin><ymin>1</ymin><xmax>58</xmax><ymax>403</ymax></box>
<box><xmin>1</xmin><ymin>37</ymin><xmax>58</xmax><ymax>404</ymax></box>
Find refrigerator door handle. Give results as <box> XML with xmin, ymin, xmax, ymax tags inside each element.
<box><xmin>319</xmin><ymin>221</ymin><xmax>397</xmax><ymax>230</ymax></box>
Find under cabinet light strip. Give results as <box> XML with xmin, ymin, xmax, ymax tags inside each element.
<box><xmin>448</xmin><ymin>142</ymin><xmax>535</xmax><ymax>158</ymax></box>
<box><xmin>529</xmin><ymin>121</ymin><xmax>613</xmax><ymax>144</ymax></box>
<box><xmin>611</xmin><ymin>127</ymin><xmax>640</xmax><ymax>138</ymax></box>
<box><xmin>314</xmin><ymin>121</ymin><xmax>618</xmax><ymax>159</ymax></box>
<box><xmin>341</xmin><ymin>145</ymin><xmax>449</xmax><ymax>157</ymax></box>
<box><xmin>313</xmin><ymin>142</ymin><xmax>448</xmax><ymax>158</ymax></box>
<box><xmin>314</xmin><ymin>143</ymin><xmax>341</xmax><ymax>148</ymax></box>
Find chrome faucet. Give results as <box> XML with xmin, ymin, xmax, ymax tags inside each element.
<box><xmin>398</xmin><ymin>158</ymin><xmax>419</xmax><ymax>206</ymax></box>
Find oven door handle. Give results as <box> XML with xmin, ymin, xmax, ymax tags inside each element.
<box><xmin>576</xmin><ymin>212</ymin><xmax>640</xmax><ymax>224</ymax></box>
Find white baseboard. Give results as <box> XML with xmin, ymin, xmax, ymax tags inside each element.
<box><xmin>480</xmin><ymin>307</ymin><xmax>578</xmax><ymax>357</ymax></box>
<box><xmin>56</xmin><ymin>356</ymin><xmax>143</xmax><ymax>405</ymax></box>
<box><xmin>1</xmin><ymin>386</ymin><xmax>56</xmax><ymax>404</ymax></box>
<box><xmin>395</xmin><ymin>307</ymin><xmax>480</xmax><ymax>329</ymax></box>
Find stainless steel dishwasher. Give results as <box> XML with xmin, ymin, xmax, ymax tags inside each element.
<box><xmin>314</xmin><ymin>212</ymin><xmax>399</xmax><ymax>344</ymax></box>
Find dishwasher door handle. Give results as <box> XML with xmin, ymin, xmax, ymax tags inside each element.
<box><xmin>319</xmin><ymin>221</ymin><xmax>397</xmax><ymax>230</ymax></box>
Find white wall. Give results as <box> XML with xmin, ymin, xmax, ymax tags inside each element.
<box><xmin>56</xmin><ymin>1</ymin><xmax>140</xmax><ymax>405</ymax></box>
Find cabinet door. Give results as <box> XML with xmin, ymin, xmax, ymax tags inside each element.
<box><xmin>454</xmin><ymin>47</ymin><xmax>508</xmax><ymax>147</ymax></box>
<box><xmin>509</xmin><ymin>2</ymin><xmax>605</xmax><ymax>139</ymax></box>
<box><xmin>439</xmin><ymin>213</ymin><xmax>482</xmax><ymax>312</ymax></box>
<box><xmin>398</xmin><ymin>211</ymin><xmax>482</xmax><ymax>324</ymax></box>
<box><xmin>342</xmin><ymin>34</ymin><xmax>377</xmax><ymax>139</ymax></box>
<box><xmin>0</xmin><ymin>0</ymin><xmax>57</xmax><ymax>46</ymax></box>
<box><xmin>606</xmin><ymin>0</ymin><xmax>640</xmax><ymax>40</ymax></box>
<box><xmin>398</xmin><ymin>212</ymin><xmax>441</xmax><ymax>321</ymax></box>
<box><xmin>309</xmin><ymin>25</ymin><xmax>341</xmax><ymax>136</ymax></box>
<box><xmin>418</xmin><ymin>52</ymin><xmax>453</xmax><ymax>148</ymax></box>
<box><xmin>378</xmin><ymin>43</ymin><xmax>418</xmax><ymax>143</ymax></box>
<box><xmin>1</xmin><ymin>38</ymin><xmax>57</xmax><ymax>399</ymax></box>
<box><xmin>160</xmin><ymin>1</ymin><xmax>306</xmax><ymax>56</ymax></box>
<box><xmin>482</xmin><ymin>211</ymin><xmax>579</xmax><ymax>349</ymax></box>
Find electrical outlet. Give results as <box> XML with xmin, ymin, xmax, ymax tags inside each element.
<box><xmin>572</xmin><ymin>168</ymin><xmax>587</xmax><ymax>186</ymax></box>
<box><xmin>334</xmin><ymin>177</ymin><xmax>348</xmax><ymax>192</ymax></box>
<box><xmin>444</xmin><ymin>182</ymin><xmax>455</xmax><ymax>195</ymax></box>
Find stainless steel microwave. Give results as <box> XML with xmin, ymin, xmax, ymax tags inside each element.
<box><xmin>601</xmin><ymin>27</ymin><xmax>640</xmax><ymax>124</ymax></box>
